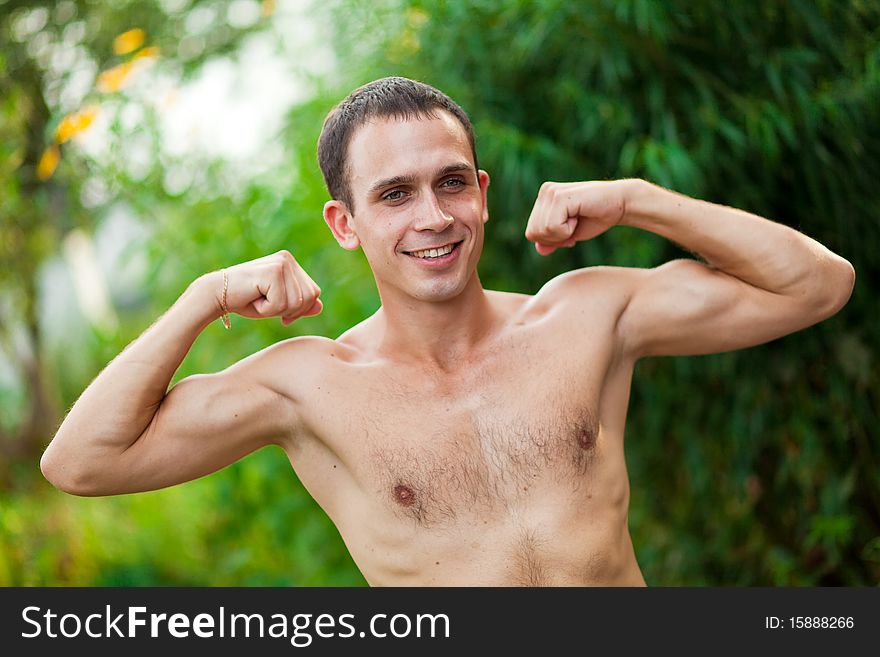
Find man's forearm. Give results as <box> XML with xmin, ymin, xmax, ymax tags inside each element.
<box><xmin>41</xmin><ymin>272</ymin><xmax>223</xmax><ymax>486</ymax></box>
<box><xmin>621</xmin><ymin>179</ymin><xmax>854</xmax><ymax>299</ymax></box>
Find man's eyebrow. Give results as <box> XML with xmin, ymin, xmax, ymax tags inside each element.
<box><xmin>436</xmin><ymin>162</ymin><xmax>475</xmax><ymax>178</ymax></box>
<box><xmin>368</xmin><ymin>173</ymin><xmax>416</xmax><ymax>196</ymax></box>
<box><xmin>367</xmin><ymin>162</ymin><xmax>475</xmax><ymax>196</ymax></box>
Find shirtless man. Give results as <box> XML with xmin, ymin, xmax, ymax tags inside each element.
<box><xmin>41</xmin><ymin>77</ymin><xmax>855</xmax><ymax>586</ymax></box>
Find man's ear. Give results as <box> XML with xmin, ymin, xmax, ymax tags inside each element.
<box><xmin>323</xmin><ymin>200</ymin><xmax>360</xmax><ymax>250</ymax></box>
<box><xmin>478</xmin><ymin>169</ymin><xmax>491</xmax><ymax>224</ymax></box>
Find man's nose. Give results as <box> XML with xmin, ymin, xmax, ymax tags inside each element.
<box><xmin>412</xmin><ymin>191</ymin><xmax>454</xmax><ymax>231</ymax></box>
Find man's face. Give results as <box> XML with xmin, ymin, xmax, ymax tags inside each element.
<box><xmin>335</xmin><ymin>111</ymin><xmax>490</xmax><ymax>303</ymax></box>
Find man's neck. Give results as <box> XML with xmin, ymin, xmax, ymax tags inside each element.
<box><xmin>372</xmin><ymin>275</ymin><xmax>502</xmax><ymax>370</ymax></box>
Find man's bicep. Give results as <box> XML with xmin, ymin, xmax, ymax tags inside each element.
<box><xmin>616</xmin><ymin>259</ymin><xmax>810</xmax><ymax>359</ymax></box>
<box><xmin>112</xmin><ymin>345</ymin><xmax>300</xmax><ymax>494</ymax></box>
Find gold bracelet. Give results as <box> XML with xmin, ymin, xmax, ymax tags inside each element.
<box><xmin>220</xmin><ymin>269</ymin><xmax>231</xmax><ymax>329</ymax></box>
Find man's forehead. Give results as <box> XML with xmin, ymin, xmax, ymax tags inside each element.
<box><xmin>351</xmin><ymin>109</ymin><xmax>467</xmax><ymax>146</ymax></box>
<box><xmin>347</xmin><ymin>112</ymin><xmax>474</xmax><ymax>191</ymax></box>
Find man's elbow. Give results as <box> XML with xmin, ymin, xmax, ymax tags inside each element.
<box><xmin>40</xmin><ymin>446</ymin><xmax>104</xmax><ymax>497</ymax></box>
<box><xmin>813</xmin><ymin>256</ymin><xmax>855</xmax><ymax>320</ymax></box>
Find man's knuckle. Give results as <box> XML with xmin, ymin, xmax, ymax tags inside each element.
<box><xmin>541</xmin><ymin>181</ymin><xmax>559</xmax><ymax>198</ymax></box>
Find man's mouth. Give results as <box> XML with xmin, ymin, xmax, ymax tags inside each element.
<box><xmin>403</xmin><ymin>241</ymin><xmax>463</xmax><ymax>260</ymax></box>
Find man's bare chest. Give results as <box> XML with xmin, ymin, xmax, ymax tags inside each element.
<box><xmin>309</xmin><ymin>335</ymin><xmax>611</xmax><ymax>527</ymax></box>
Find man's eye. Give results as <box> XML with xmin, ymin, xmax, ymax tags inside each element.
<box><xmin>384</xmin><ymin>190</ymin><xmax>405</xmax><ymax>201</ymax></box>
<box><xmin>442</xmin><ymin>178</ymin><xmax>464</xmax><ymax>188</ymax></box>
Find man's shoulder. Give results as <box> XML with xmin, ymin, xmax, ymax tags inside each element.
<box><xmin>239</xmin><ymin>334</ymin><xmax>360</xmax><ymax>378</ymax></box>
<box><xmin>535</xmin><ymin>265</ymin><xmax>640</xmax><ymax>308</ymax></box>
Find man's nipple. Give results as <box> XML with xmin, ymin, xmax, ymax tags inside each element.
<box><xmin>393</xmin><ymin>483</ymin><xmax>416</xmax><ymax>507</ymax></box>
<box><xmin>577</xmin><ymin>426</ymin><xmax>597</xmax><ymax>451</ymax></box>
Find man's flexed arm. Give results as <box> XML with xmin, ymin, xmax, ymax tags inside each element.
<box><xmin>525</xmin><ymin>179</ymin><xmax>855</xmax><ymax>358</ymax></box>
<box><xmin>41</xmin><ymin>250</ymin><xmax>322</xmax><ymax>496</ymax></box>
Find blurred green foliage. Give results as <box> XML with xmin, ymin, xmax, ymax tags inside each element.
<box><xmin>0</xmin><ymin>0</ymin><xmax>272</xmax><ymax>465</ymax></box>
<box><xmin>1</xmin><ymin>0</ymin><xmax>878</xmax><ymax>586</ymax></box>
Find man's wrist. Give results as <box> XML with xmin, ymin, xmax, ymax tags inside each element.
<box><xmin>618</xmin><ymin>178</ymin><xmax>663</xmax><ymax>229</ymax></box>
<box><xmin>183</xmin><ymin>271</ymin><xmax>226</xmax><ymax>329</ymax></box>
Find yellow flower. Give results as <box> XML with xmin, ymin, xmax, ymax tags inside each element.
<box><xmin>261</xmin><ymin>0</ymin><xmax>275</xmax><ymax>18</ymax></box>
<box><xmin>55</xmin><ymin>106</ymin><xmax>99</xmax><ymax>144</ymax></box>
<box><xmin>133</xmin><ymin>45</ymin><xmax>160</xmax><ymax>61</ymax></box>
<box><xmin>97</xmin><ymin>61</ymin><xmax>134</xmax><ymax>93</ymax></box>
<box><xmin>37</xmin><ymin>145</ymin><xmax>60</xmax><ymax>181</ymax></box>
<box><xmin>113</xmin><ymin>28</ymin><xmax>145</xmax><ymax>55</ymax></box>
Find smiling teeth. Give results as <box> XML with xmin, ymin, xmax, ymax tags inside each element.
<box><xmin>410</xmin><ymin>243</ymin><xmax>455</xmax><ymax>259</ymax></box>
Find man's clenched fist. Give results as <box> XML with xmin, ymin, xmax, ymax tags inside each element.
<box><xmin>524</xmin><ymin>180</ymin><xmax>633</xmax><ymax>255</ymax></box>
<box><xmin>215</xmin><ymin>250</ymin><xmax>322</xmax><ymax>326</ymax></box>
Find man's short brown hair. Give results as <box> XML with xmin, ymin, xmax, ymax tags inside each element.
<box><xmin>317</xmin><ymin>76</ymin><xmax>479</xmax><ymax>212</ymax></box>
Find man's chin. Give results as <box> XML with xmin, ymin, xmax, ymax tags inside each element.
<box><xmin>409</xmin><ymin>287</ymin><xmax>466</xmax><ymax>303</ymax></box>
<box><xmin>404</xmin><ymin>278</ymin><xmax>473</xmax><ymax>303</ymax></box>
